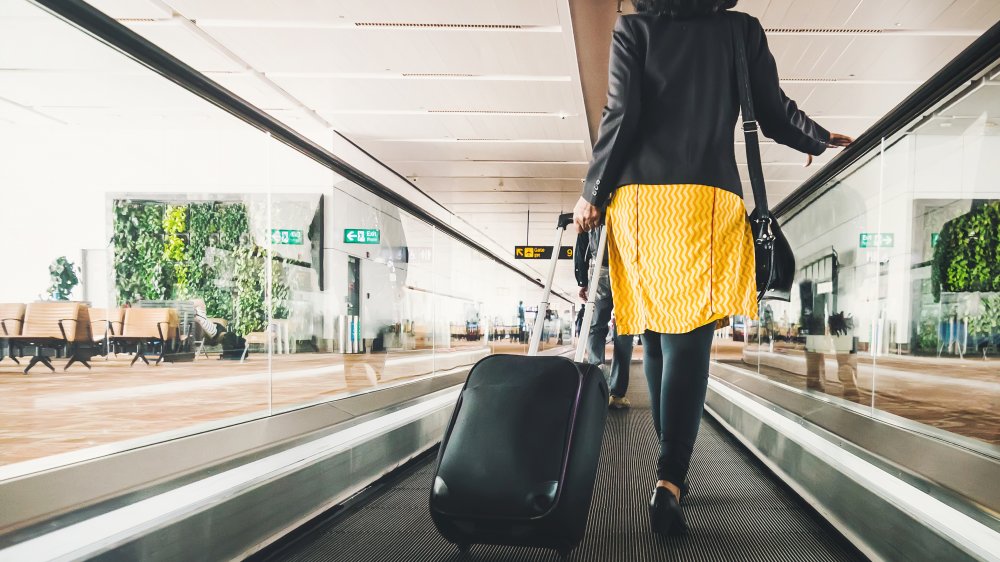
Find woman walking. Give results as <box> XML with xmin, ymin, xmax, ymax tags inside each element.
<box><xmin>572</xmin><ymin>0</ymin><xmax>851</xmax><ymax>535</ymax></box>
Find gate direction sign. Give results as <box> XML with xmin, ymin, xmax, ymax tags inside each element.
<box><xmin>344</xmin><ymin>228</ymin><xmax>380</xmax><ymax>244</ymax></box>
<box><xmin>514</xmin><ymin>246</ymin><xmax>573</xmax><ymax>260</ymax></box>
<box><xmin>859</xmin><ymin>232</ymin><xmax>894</xmax><ymax>249</ymax></box>
<box><xmin>271</xmin><ymin>229</ymin><xmax>303</xmax><ymax>245</ymax></box>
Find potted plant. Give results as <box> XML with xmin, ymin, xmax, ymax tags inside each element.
<box><xmin>47</xmin><ymin>256</ymin><xmax>80</xmax><ymax>300</ymax></box>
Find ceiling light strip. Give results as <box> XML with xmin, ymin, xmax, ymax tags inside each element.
<box><xmin>364</xmin><ymin>138</ymin><xmax>584</xmax><ymax>144</ymax></box>
<box><xmin>764</xmin><ymin>27</ymin><xmax>984</xmax><ymax>36</ymax></box>
<box><xmin>428</xmin><ymin>109</ymin><xmax>552</xmax><ymax>115</ymax></box>
<box><xmin>318</xmin><ymin>109</ymin><xmax>572</xmax><ymax>117</ymax></box>
<box><xmin>264</xmin><ymin>71</ymin><xmax>571</xmax><ymax>82</ymax></box>
<box><xmin>766</xmin><ymin>27</ymin><xmax>882</xmax><ymax>34</ymax></box>
<box><xmin>357</xmin><ymin>21</ymin><xmax>522</xmax><ymax>29</ymax></box>
<box><xmin>355</xmin><ymin>22</ymin><xmax>560</xmax><ymax>32</ymax></box>
<box><xmin>780</xmin><ymin>78</ymin><xmax>923</xmax><ymax>85</ymax></box>
<box><xmin>195</xmin><ymin>19</ymin><xmax>561</xmax><ymax>32</ymax></box>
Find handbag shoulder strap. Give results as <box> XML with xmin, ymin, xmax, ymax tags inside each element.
<box><xmin>730</xmin><ymin>13</ymin><xmax>770</xmax><ymax>219</ymax></box>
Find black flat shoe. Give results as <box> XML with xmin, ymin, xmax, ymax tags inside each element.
<box><xmin>649</xmin><ymin>486</ymin><xmax>687</xmax><ymax>536</ymax></box>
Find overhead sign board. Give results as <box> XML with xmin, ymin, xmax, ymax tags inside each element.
<box><xmin>514</xmin><ymin>246</ymin><xmax>573</xmax><ymax>260</ymax></box>
<box><xmin>271</xmin><ymin>229</ymin><xmax>303</xmax><ymax>245</ymax></box>
<box><xmin>344</xmin><ymin>228</ymin><xmax>380</xmax><ymax>244</ymax></box>
<box><xmin>859</xmin><ymin>232</ymin><xmax>894</xmax><ymax>249</ymax></box>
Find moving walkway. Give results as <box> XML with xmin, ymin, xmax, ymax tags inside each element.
<box><xmin>256</xmin><ymin>382</ymin><xmax>863</xmax><ymax>562</ymax></box>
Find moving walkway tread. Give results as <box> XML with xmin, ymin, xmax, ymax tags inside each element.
<box><xmin>259</xmin><ymin>384</ymin><xmax>865</xmax><ymax>561</ymax></box>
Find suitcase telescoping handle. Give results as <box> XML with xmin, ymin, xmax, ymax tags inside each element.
<box><xmin>574</xmin><ymin>224</ymin><xmax>607</xmax><ymax>363</ymax></box>
<box><xmin>527</xmin><ymin>213</ymin><xmax>607</xmax><ymax>359</ymax></box>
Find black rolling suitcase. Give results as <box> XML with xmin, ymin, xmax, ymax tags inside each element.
<box><xmin>430</xmin><ymin>213</ymin><xmax>609</xmax><ymax>557</ymax></box>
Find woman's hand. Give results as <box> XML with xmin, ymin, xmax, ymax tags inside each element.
<box><xmin>827</xmin><ymin>132</ymin><xmax>853</xmax><ymax>148</ymax></box>
<box><xmin>805</xmin><ymin>132</ymin><xmax>853</xmax><ymax>167</ymax></box>
<box><xmin>573</xmin><ymin>197</ymin><xmax>601</xmax><ymax>232</ymax></box>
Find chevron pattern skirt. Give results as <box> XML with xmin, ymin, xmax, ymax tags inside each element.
<box><xmin>606</xmin><ymin>184</ymin><xmax>759</xmax><ymax>335</ymax></box>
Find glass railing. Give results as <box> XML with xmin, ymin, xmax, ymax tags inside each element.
<box><xmin>0</xmin><ymin>0</ymin><xmax>570</xmax><ymax>478</ymax></box>
<box><xmin>718</xmin><ymin>58</ymin><xmax>1000</xmax><ymax>452</ymax></box>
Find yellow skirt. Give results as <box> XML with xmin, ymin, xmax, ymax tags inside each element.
<box><xmin>607</xmin><ymin>184</ymin><xmax>758</xmax><ymax>335</ymax></box>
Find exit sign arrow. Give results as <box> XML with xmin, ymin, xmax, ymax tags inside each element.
<box><xmin>344</xmin><ymin>228</ymin><xmax>380</xmax><ymax>244</ymax></box>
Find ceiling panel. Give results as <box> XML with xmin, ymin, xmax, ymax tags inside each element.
<box><xmin>276</xmin><ymin>77</ymin><xmax>575</xmax><ymax>113</ymax></box>
<box><xmin>197</xmin><ymin>26</ymin><xmax>569</xmax><ymax>76</ymax></box>
<box><xmin>414</xmin><ymin>177</ymin><xmax>582</xmax><ymax>192</ymax></box>
<box><xmin>779</xmin><ymin>82</ymin><xmax>915</xmax><ymax>118</ymax></box>
<box><xmin>738</xmin><ymin>0</ymin><xmax>999</xmax><ymax>30</ymax></box>
<box><xmin>448</xmin><ymin>202</ymin><xmax>570</xmax><ymax>214</ymax></box>
<box><xmin>165</xmin><ymin>0</ymin><xmax>561</xmax><ymax>27</ymax></box>
<box><xmin>356</xmin><ymin>139</ymin><xmax>587</xmax><ymax>162</ymax></box>
<box><xmin>84</xmin><ymin>0</ymin><xmax>171</xmax><ymax>19</ymax></box>
<box><xmin>0</xmin><ymin>13</ymin><xmax>139</xmax><ymax>72</ymax></box>
<box><xmin>0</xmin><ymin>70</ymin><xmax>212</xmax><ymax>110</ymax></box>
<box><xmin>387</xmin><ymin>160</ymin><xmax>588</xmax><ymax>179</ymax></box>
<box><xmin>30</xmin><ymin>0</ymin><xmax>993</xmax><ymax>294</ymax></box>
<box><xmin>206</xmin><ymin>72</ymin><xmax>298</xmax><ymax>110</ymax></box>
<box><xmin>430</xmin><ymin>191</ymin><xmax>578</xmax><ymax>205</ymax></box>
<box><xmin>121</xmin><ymin>21</ymin><xmax>245</xmax><ymax>72</ymax></box>
<box><xmin>768</xmin><ymin>35</ymin><xmax>970</xmax><ymax>82</ymax></box>
<box><xmin>35</xmin><ymin>107</ymin><xmax>251</xmax><ymax>129</ymax></box>
<box><xmin>313</xmin><ymin>112</ymin><xmax>583</xmax><ymax>141</ymax></box>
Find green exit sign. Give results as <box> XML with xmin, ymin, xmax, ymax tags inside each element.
<box><xmin>271</xmin><ymin>229</ymin><xmax>303</xmax><ymax>245</ymax></box>
<box><xmin>344</xmin><ymin>228</ymin><xmax>380</xmax><ymax>244</ymax></box>
<box><xmin>931</xmin><ymin>232</ymin><xmax>940</xmax><ymax>247</ymax></box>
<box><xmin>859</xmin><ymin>232</ymin><xmax>894</xmax><ymax>248</ymax></box>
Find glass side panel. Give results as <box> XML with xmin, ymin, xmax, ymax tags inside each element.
<box><xmin>0</xmin><ymin>0</ymin><xmax>273</xmax><ymax>472</ymax></box>
<box><xmin>870</xmin><ymin>71</ymin><xmax>1000</xmax><ymax>446</ymax></box>
<box><xmin>730</xmin><ymin>61</ymin><xmax>1000</xmax><ymax>451</ymax></box>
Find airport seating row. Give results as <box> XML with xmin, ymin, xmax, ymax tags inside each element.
<box><xmin>0</xmin><ymin>302</ymin><xmax>180</xmax><ymax>374</ymax></box>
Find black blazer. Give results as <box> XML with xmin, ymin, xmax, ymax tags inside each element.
<box><xmin>583</xmin><ymin>10</ymin><xmax>830</xmax><ymax>207</ymax></box>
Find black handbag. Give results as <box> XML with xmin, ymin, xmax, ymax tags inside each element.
<box><xmin>732</xmin><ymin>16</ymin><xmax>796</xmax><ymax>302</ymax></box>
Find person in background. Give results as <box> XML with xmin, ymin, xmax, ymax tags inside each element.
<box><xmin>517</xmin><ymin>300</ymin><xmax>526</xmax><ymax>343</ymax></box>
<box><xmin>828</xmin><ymin>310</ymin><xmax>861</xmax><ymax>402</ymax></box>
<box><xmin>575</xmin><ymin>304</ymin><xmax>586</xmax><ymax>337</ymax></box>
<box><xmin>572</xmin><ymin>0</ymin><xmax>851</xmax><ymax>535</ymax></box>
<box><xmin>574</xmin><ymin>227</ymin><xmax>633</xmax><ymax>409</ymax></box>
<box><xmin>191</xmin><ymin>298</ymin><xmax>226</xmax><ymax>344</ymax></box>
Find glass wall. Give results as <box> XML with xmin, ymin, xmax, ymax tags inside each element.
<box><xmin>0</xmin><ymin>0</ymin><xmax>569</xmax><ymax>477</ymax></box>
<box><xmin>730</xmin><ymin>60</ymin><xmax>1000</xmax><ymax>449</ymax></box>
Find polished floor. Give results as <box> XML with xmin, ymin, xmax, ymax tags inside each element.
<box><xmin>0</xmin><ymin>339</ymin><xmax>552</xmax><ymax>468</ymax></box>
<box><xmin>736</xmin><ymin>345</ymin><xmax>1000</xmax><ymax>445</ymax></box>
<box><xmin>2</xmin><ymin>335</ymin><xmax>995</xmax><ymax>476</ymax></box>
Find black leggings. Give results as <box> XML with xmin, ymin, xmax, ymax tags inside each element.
<box><xmin>641</xmin><ymin>321</ymin><xmax>716</xmax><ymax>484</ymax></box>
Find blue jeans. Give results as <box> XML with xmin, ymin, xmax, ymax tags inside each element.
<box><xmin>585</xmin><ymin>267</ymin><xmax>633</xmax><ymax>397</ymax></box>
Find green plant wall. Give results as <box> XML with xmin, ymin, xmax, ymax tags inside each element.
<box><xmin>232</xmin><ymin>244</ymin><xmax>290</xmax><ymax>337</ymax></box>
<box><xmin>113</xmin><ymin>201</ymin><xmax>168</xmax><ymax>303</ymax></box>
<box><xmin>163</xmin><ymin>205</ymin><xmax>188</xmax><ymax>297</ymax></box>
<box><xmin>931</xmin><ymin>201</ymin><xmax>1000</xmax><ymax>301</ymax></box>
<box><xmin>112</xmin><ymin>199</ymin><xmax>289</xmax><ymax>335</ymax></box>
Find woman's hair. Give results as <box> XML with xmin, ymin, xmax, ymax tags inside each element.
<box><xmin>631</xmin><ymin>0</ymin><xmax>737</xmax><ymax>17</ymax></box>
